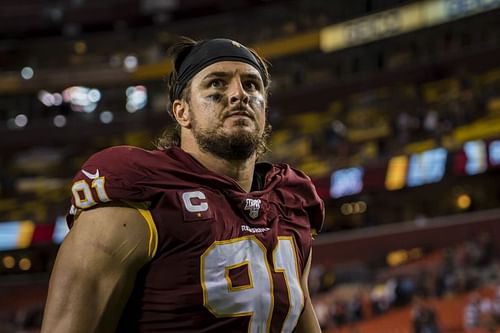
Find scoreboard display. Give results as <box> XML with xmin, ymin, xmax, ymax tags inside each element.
<box><xmin>330</xmin><ymin>138</ymin><xmax>500</xmax><ymax>198</ymax></box>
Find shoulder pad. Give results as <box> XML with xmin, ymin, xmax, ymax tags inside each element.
<box><xmin>69</xmin><ymin>146</ymin><xmax>153</xmax><ymax>211</ymax></box>
<box><xmin>277</xmin><ymin>164</ymin><xmax>325</xmax><ymax>234</ymax></box>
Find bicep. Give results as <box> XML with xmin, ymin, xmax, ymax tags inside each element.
<box><xmin>42</xmin><ymin>205</ymin><xmax>151</xmax><ymax>333</ymax></box>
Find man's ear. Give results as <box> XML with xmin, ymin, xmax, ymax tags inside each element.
<box><xmin>172</xmin><ymin>100</ymin><xmax>191</xmax><ymax>128</ymax></box>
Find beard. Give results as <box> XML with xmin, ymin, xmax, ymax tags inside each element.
<box><xmin>191</xmin><ymin>117</ymin><xmax>264</xmax><ymax>161</ymax></box>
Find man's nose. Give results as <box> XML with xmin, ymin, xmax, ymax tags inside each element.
<box><xmin>228</xmin><ymin>79</ymin><xmax>249</xmax><ymax>105</ymax></box>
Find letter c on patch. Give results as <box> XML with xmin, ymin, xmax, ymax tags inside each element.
<box><xmin>182</xmin><ymin>191</ymin><xmax>209</xmax><ymax>212</ymax></box>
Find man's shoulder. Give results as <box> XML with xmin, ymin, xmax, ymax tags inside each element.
<box><xmin>265</xmin><ymin>162</ymin><xmax>320</xmax><ymax>207</ymax></box>
<box><xmin>86</xmin><ymin>145</ymin><xmax>158</xmax><ymax>168</ymax></box>
<box><xmin>68</xmin><ymin>146</ymin><xmax>171</xmax><ymax>220</ymax></box>
<box><xmin>71</xmin><ymin>146</ymin><xmax>171</xmax><ymax>203</ymax></box>
<box><xmin>81</xmin><ymin>145</ymin><xmax>169</xmax><ymax>179</ymax></box>
<box><xmin>267</xmin><ymin>162</ymin><xmax>325</xmax><ymax>233</ymax></box>
<box><xmin>269</xmin><ymin>162</ymin><xmax>314</xmax><ymax>186</ymax></box>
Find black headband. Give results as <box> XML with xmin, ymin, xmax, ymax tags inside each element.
<box><xmin>172</xmin><ymin>38</ymin><xmax>267</xmax><ymax>100</ymax></box>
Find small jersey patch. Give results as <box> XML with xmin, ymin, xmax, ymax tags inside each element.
<box><xmin>178</xmin><ymin>191</ymin><xmax>214</xmax><ymax>222</ymax></box>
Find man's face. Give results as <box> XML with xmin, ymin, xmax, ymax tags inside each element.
<box><xmin>185</xmin><ymin>61</ymin><xmax>268</xmax><ymax>160</ymax></box>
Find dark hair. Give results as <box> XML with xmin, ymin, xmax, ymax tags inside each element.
<box><xmin>156</xmin><ymin>36</ymin><xmax>272</xmax><ymax>157</ymax></box>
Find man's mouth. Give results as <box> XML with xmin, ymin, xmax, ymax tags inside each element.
<box><xmin>225</xmin><ymin>110</ymin><xmax>254</xmax><ymax>120</ymax></box>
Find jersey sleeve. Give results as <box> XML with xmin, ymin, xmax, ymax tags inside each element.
<box><xmin>292</xmin><ymin>168</ymin><xmax>325</xmax><ymax>235</ymax></box>
<box><xmin>281</xmin><ymin>165</ymin><xmax>325</xmax><ymax>235</ymax></box>
<box><xmin>67</xmin><ymin>146</ymin><xmax>153</xmax><ymax>226</ymax></box>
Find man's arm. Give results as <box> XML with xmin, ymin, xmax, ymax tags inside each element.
<box><xmin>41</xmin><ymin>205</ymin><xmax>151</xmax><ymax>333</ymax></box>
<box><xmin>295</xmin><ymin>249</ymin><xmax>322</xmax><ymax>333</ymax></box>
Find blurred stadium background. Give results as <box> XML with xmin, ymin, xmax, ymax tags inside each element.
<box><xmin>1</xmin><ymin>0</ymin><xmax>500</xmax><ymax>332</ymax></box>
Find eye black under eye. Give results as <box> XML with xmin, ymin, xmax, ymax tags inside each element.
<box><xmin>207</xmin><ymin>93</ymin><xmax>223</xmax><ymax>102</ymax></box>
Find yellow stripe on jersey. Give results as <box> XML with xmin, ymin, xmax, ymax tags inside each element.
<box><xmin>123</xmin><ymin>201</ymin><xmax>158</xmax><ymax>259</ymax></box>
<box><xmin>136</xmin><ymin>207</ymin><xmax>158</xmax><ymax>259</ymax></box>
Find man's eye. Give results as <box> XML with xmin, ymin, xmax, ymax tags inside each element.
<box><xmin>210</xmin><ymin>80</ymin><xmax>223</xmax><ymax>88</ymax></box>
<box><xmin>244</xmin><ymin>81</ymin><xmax>258</xmax><ymax>91</ymax></box>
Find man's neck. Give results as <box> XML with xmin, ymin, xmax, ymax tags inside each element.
<box><xmin>182</xmin><ymin>144</ymin><xmax>256</xmax><ymax>192</ymax></box>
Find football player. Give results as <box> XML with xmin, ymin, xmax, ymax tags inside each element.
<box><xmin>42</xmin><ymin>37</ymin><xmax>324</xmax><ymax>333</ymax></box>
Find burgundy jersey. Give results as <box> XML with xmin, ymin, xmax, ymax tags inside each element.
<box><xmin>67</xmin><ymin>146</ymin><xmax>324</xmax><ymax>333</ymax></box>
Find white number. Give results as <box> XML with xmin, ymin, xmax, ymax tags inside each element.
<box><xmin>72</xmin><ymin>180</ymin><xmax>96</xmax><ymax>209</ymax></box>
<box><xmin>91</xmin><ymin>177</ymin><xmax>111</xmax><ymax>202</ymax></box>
<box><xmin>200</xmin><ymin>236</ymin><xmax>303</xmax><ymax>333</ymax></box>
<box><xmin>71</xmin><ymin>177</ymin><xmax>111</xmax><ymax>209</ymax></box>
<box><xmin>273</xmin><ymin>237</ymin><xmax>304</xmax><ymax>332</ymax></box>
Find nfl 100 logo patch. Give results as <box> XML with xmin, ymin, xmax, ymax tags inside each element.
<box><xmin>244</xmin><ymin>198</ymin><xmax>261</xmax><ymax>219</ymax></box>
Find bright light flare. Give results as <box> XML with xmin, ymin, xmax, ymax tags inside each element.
<box><xmin>21</xmin><ymin>67</ymin><xmax>34</xmax><ymax>80</ymax></box>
